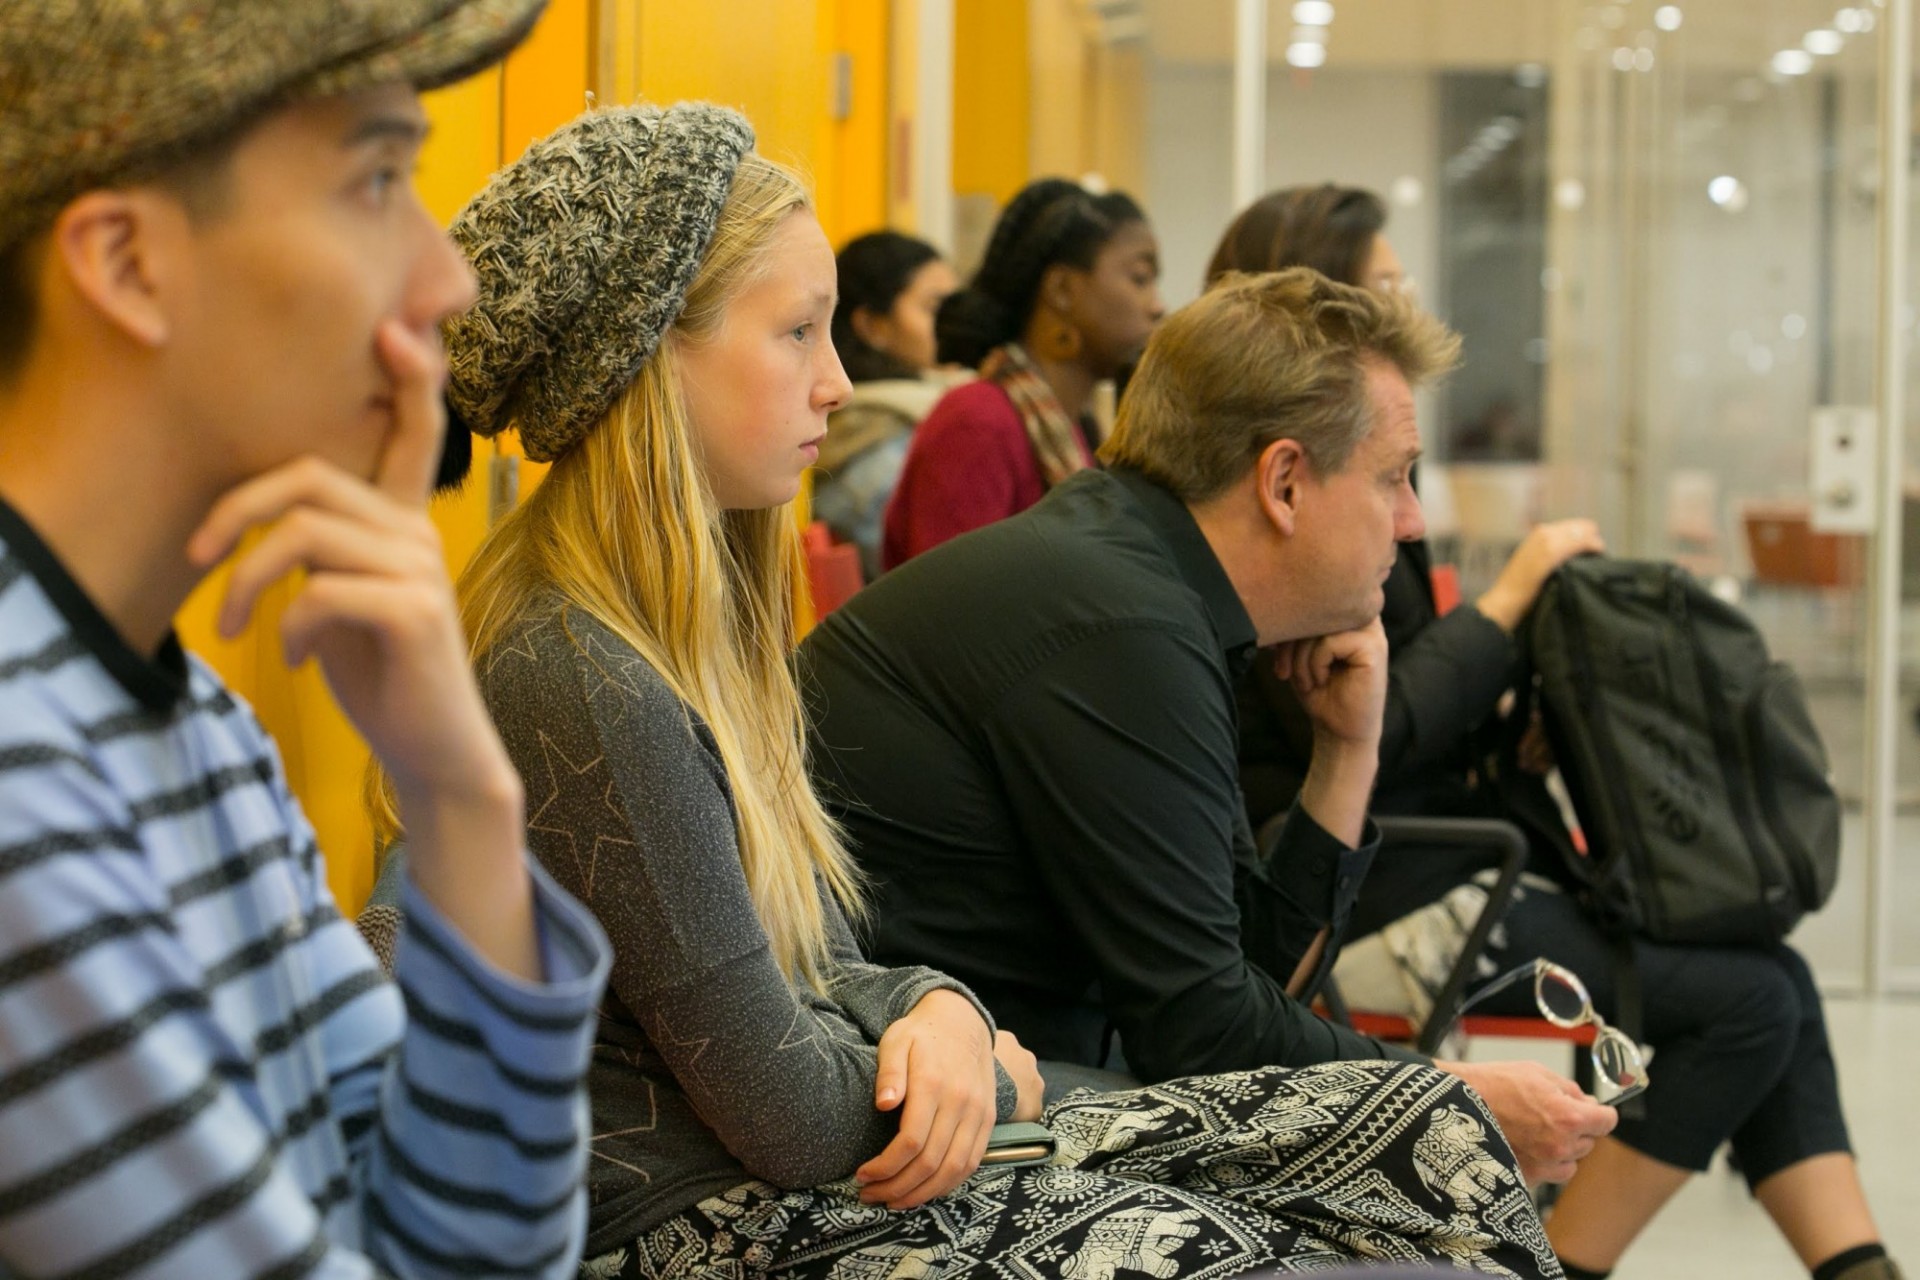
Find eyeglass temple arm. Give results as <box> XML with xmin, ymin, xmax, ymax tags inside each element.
<box><xmin>1452</xmin><ymin>959</ymin><xmax>1538</xmax><ymax>1020</ymax></box>
<box><xmin>1365</xmin><ymin>817</ymin><xmax>1532</xmax><ymax>1056</ymax></box>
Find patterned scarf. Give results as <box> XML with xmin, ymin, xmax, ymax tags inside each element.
<box><xmin>980</xmin><ymin>342</ymin><xmax>1093</xmax><ymax>489</ymax></box>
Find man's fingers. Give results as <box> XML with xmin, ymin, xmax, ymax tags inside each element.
<box><xmin>1270</xmin><ymin>643</ymin><xmax>1296</xmax><ymax>682</ymax></box>
<box><xmin>372</xmin><ymin>319</ymin><xmax>449</xmax><ymax>505</ymax></box>
<box><xmin>1309</xmin><ymin>637</ymin><xmax>1342</xmax><ymax>685</ymax></box>
<box><xmin>1578</xmin><ymin>1098</ymin><xmax>1620</xmax><ymax>1137</ymax></box>
<box><xmin>188</xmin><ymin>456</ymin><xmax>408</xmax><ymax>570</ymax></box>
<box><xmin>279</xmin><ymin>574</ymin><xmax>443</xmax><ymax>668</ymax></box>
<box><xmin>1530</xmin><ymin>1159</ymin><xmax>1580</xmax><ymax>1185</ymax></box>
<box><xmin>218</xmin><ymin>507</ymin><xmax>432</xmax><ymax>639</ymax></box>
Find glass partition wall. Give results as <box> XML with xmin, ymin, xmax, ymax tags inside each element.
<box><xmin>1141</xmin><ymin>0</ymin><xmax>1916</xmax><ymax>992</ymax></box>
<box><xmin>1546</xmin><ymin>0</ymin><xmax>1892</xmax><ymax>992</ymax></box>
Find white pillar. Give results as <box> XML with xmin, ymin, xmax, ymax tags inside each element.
<box><xmin>915</xmin><ymin>0</ymin><xmax>956</xmax><ymax>253</ymax></box>
<box><xmin>1232</xmin><ymin>0</ymin><xmax>1268</xmax><ymax>212</ymax></box>
<box><xmin>1866</xmin><ymin>0</ymin><xmax>1912</xmax><ymax>993</ymax></box>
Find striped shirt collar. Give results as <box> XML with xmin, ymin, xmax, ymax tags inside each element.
<box><xmin>0</xmin><ymin>494</ymin><xmax>189</xmax><ymax>712</ymax></box>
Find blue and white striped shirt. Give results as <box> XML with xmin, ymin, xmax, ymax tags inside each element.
<box><xmin>0</xmin><ymin>500</ymin><xmax>611</xmax><ymax>1279</ymax></box>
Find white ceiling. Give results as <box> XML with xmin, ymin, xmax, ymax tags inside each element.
<box><xmin>1138</xmin><ymin>0</ymin><xmax>1884</xmax><ymax>75</ymax></box>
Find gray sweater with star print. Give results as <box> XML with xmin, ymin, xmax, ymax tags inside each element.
<box><xmin>477</xmin><ymin>598</ymin><xmax>1017</xmax><ymax>1255</ymax></box>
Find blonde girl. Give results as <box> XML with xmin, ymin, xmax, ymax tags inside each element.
<box><xmin>380</xmin><ymin>104</ymin><xmax>1562</xmax><ymax>1279</ymax></box>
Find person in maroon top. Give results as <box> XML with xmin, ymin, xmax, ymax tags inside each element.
<box><xmin>880</xmin><ymin>178</ymin><xmax>1163</xmax><ymax>568</ymax></box>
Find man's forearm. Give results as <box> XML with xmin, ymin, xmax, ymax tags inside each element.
<box><xmin>1285</xmin><ymin>928</ymin><xmax>1330</xmax><ymax>996</ymax></box>
<box><xmin>399</xmin><ymin>764</ymin><xmax>541</xmax><ymax>983</ymax></box>
<box><xmin>1297</xmin><ymin>736</ymin><xmax>1377</xmax><ymax>848</ymax></box>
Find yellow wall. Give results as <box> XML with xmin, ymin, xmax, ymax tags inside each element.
<box><xmin>817</xmin><ymin>0</ymin><xmax>892</xmax><ymax>247</ymax></box>
<box><xmin>953</xmin><ymin>1</ymin><xmax>1144</xmax><ymax>210</ymax></box>
<box><xmin>173</xmin><ymin>0</ymin><xmax>876</xmax><ymax>915</ymax></box>
<box><xmin>634</xmin><ymin>3</ymin><xmax>825</xmax><ymax>178</ymax></box>
<box><xmin>953</xmin><ymin>0</ymin><xmax>1031</xmax><ymax>207</ymax></box>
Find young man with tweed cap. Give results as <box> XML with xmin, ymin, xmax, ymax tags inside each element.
<box><xmin>0</xmin><ymin>3</ymin><xmax>610</xmax><ymax>1276</ymax></box>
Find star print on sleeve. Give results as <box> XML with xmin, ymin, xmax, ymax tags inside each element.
<box><xmin>527</xmin><ymin>728</ymin><xmax>637</xmax><ymax>901</ymax></box>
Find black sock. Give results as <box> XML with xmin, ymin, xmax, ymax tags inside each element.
<box><xmin>1814</xmin><ymin>1243</ymin><xmax>1895</xmax><ymax>1280</ymax></box>
<box><xmin>1559</xmin><ymin>1264</ymin><xmax>1610</xmax><ymax>1280</ymax></box>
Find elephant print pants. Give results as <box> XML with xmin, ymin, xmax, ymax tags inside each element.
<box><xmin>586</xmin><ymin>1059</ymin><xmax>1562</xmax><ymax>1279</ymax></box>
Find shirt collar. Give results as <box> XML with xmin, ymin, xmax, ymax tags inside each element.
<box><xmin>0</xmin><ymin>495</ymin><xmax>190</xmax><ymax>712</ymax></box>
<box><xmin>1106</xmin><ymin>467</ymin><xmax>1260</xmax><ymax>673</ymax></box>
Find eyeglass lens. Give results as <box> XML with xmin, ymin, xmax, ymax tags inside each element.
<box><xmin>1533</xmin><ymin>965</ymin><xmax>1592</xmax><ymax>1028</ymax></box>
<box><xmin>1592</xmin><ymin>1029</ymin><xmax>1649</xmax><ymax>1103</ymax></box>
<box><xmin>1531</xmin><ymin>963</ymin><xmax>1651</xmax><ymax>1098</ymax></box>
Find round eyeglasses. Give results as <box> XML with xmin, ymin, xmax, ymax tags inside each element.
<box><xmin>1453</xmin><ymin>958</ymin><xmax>1649</xmax><ymax>1107</ymax></box>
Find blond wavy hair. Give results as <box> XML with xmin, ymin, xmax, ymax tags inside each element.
<box><xmin>1101</xmin><ymin>267</ymin><xmax>1460</xmax><ymax>503</ymax></box>
<box><xmin>373</xmin><ymin>154</ymin><xmax>862</xmax><ymax>989</ymax></box>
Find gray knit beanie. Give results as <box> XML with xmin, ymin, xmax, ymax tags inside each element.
<box><xmin>444</xmin><ymin>102</ymin><xmax>755</xmax><ymax>463</ymax></box>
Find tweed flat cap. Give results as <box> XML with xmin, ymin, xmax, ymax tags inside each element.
<box><xmin>0</xmin><ymin>0</ymin><xmax>548</xmax><ymax>253</ymax></box>
<box><xmin>444</xmin><ymin>103</ymin><xmax>756</xmax><ymax>463</ymax></box>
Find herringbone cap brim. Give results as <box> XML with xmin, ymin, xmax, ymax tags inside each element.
<box><xmin>0</xmin><ymin>0</ymin><xmax>548</xmax><ymax>253</ymax></box>
<box><xmin>444</xmin><ymin>103</ymin><xmax>756</xmax><ymax>463</ymax></box>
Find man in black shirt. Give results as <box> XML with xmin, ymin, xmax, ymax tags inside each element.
<box><xmin>800</xmin><ymin>269</ymin><xmax>1616</xmax><ymax>1183</ymax></box>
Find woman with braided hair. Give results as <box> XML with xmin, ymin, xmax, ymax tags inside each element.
<box><xmin>880</xmin><ymin>178</ymin><xmax>1164</xmax><ymax>567</ymax></box>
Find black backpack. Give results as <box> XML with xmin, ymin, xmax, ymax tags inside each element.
<box><xmin>1518</xmin><ymin>555</ymin><xmax>1840</xmax><ymax>946</ymax></box>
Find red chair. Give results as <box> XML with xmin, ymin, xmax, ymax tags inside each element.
<box><xmin>803</xmin><ymin>521</ymin><xmax>865</xmax><ymax>619</ymax></box>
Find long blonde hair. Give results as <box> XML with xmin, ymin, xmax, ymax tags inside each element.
<box><xmin>375</xmin><ymin>154</ymin><xmax>862</xmax><ymax>990</ymax></box>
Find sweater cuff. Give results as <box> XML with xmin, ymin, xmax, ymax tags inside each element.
<box><xmin>398</xmin><ymin>855</ymin><xmax>611</xmax><ymax>1016</ymax></box>
<box><xmin>992</xmin><ymin>1060</ymin><xmax>1020</xmax><ymax>1121</ymax></box>
<box><xmin>884</xmin><ymin>970</ymin><xmax>998</xmax><ymax>1039</ymax></box>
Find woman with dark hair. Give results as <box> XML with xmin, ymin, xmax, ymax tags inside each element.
<box><xmin>830</xmin><ymin>230</ymin><xmax>955</xmax><ymax>382</ymax></box>
<box><xmin>880</xmin><ymin>178</ymin><xmax>1164</xmax><ymax>567</ymax></box>
<box><xmin>1224</xmin><ymin>187</ymin><xmax>1899</xmax><ymax>1280</ymax></box>
<box><xmin>1207</xmin><ymin>183</ymin><xmax>1406</xmax><ymax>294</ymax></box>
<box><xmin>815</xmin><ymin>231</ymin><xmax>958</xmax><ymax>577</ymax></box>
<box><xmin>374</xmin><ymin>113</ymin><xmax>1561</xmax><ymax>1280</ymax></box>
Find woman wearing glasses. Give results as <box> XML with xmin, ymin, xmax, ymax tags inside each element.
<box><xmin>1224</xmin><ymin>185</ymin><xmax>1897</xmax><ymax>1280</ymax></box>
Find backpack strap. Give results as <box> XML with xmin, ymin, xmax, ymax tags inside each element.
<box><xmin>1609</xmin><ymin>931</ymin><xmax>1647</xmax><ymax>1121</ymax></box>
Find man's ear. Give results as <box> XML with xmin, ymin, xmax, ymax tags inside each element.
<box><xmin>48</xmin><ymin>189</ymin><xmax>184</xmax><ymax>349</ymax></box>
<box><xmin>1255</xmin><ymin>437</ymin><xmax>1310</xmax><ymax>537</ymax></box>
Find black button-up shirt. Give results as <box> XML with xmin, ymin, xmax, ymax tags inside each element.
<box><xmin>800</xmin><ymin>467</ymin><xmax>1411</xmax><ymax>1082</ymax></box>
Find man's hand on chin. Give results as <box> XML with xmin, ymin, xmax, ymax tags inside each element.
<box><xmin>1279</xmin><ymin>619</ymin><xmax>1388</xmax><ymax>848</ymax></box>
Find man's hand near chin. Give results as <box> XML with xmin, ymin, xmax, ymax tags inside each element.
<box><xmin>1433</xmin><ymin>1058</ymin><xmax>1619</xmax><ymax>1184</ymax></box>
<box><xmin>1275</xmin><ymin>618</ymin><xmax>1388</xmax><ymax>848</ymax></box>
